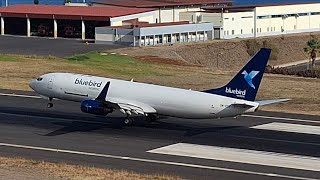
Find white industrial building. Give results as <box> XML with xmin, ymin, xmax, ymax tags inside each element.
<box><xmin>180</xmin><ymin>2</ymin><xmax>320</xmax><ymax>39</ymax></box>
<box><xmin>92</xmin><ymin>0</ymin><xmax>231</xmax><ymax>23</ymax></box>
<box><xmin>95</xmin><ymin>21</ymin><xmax>213</xmax><ymax>46</ymax></box>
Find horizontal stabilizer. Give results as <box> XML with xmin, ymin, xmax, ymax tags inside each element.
<box><xmin>256</xmin><ymin>99</ymin><xmax>291</xmax><ymax>106</ymax></box>
<box><xmin>230</xmin><ymin>103</ymin><xmax>255</xmax><ymax>109</ymax></box>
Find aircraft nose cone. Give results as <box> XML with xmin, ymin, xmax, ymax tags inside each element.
<box><xmin>29</xmin><ymin>80</ymin><xmax>37</xmax><ymax>90</ymax></box>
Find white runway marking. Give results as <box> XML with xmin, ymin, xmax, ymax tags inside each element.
<box><xmin>0</xmin><ymin>93</ymin><xmax>41</xmax><ymax>99</ymax></box>
<box><xmin>242</xmin><ymin>114</ymin><xmax>320</xmax><ymax>124</ymax></box>
<box><xmin>251</xmin><ymin>122</ymin><xmax>320</xmax><ymax>135</ymax></box>
<box><xmin>148</xmin><ymin>143</ymin><xmax>320</xmax><ymax>172</ymax></box>
<box><xmin>0</xmin><ymin>142</ymin><xmax>318</xmax><ymax>180</ymax></box>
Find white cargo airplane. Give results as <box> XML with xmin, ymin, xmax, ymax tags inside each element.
<box><xmin>29</xmin><ymin>48</ymin><xmax>289</xmax><ymax>125</ymax></box>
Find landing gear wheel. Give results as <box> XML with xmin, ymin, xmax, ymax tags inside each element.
<box><xmin>47</xmin><ymin>102</ymin><xmax>53</xmax><ymax>108</ymax></box>
<box><xmin>124</xmin><ymin>118</ymin><xmax>133</xmax><ymax>126</ymax></box>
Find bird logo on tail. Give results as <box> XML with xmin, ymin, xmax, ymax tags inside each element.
<box><xmin>242</xmin><ymin>70</ymin><xmax>259</xmax><ymax>89</ymax></box>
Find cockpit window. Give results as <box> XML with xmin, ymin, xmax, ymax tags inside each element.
<box><xmin>36</xmin><ymin>77</ymin><xmax>43</xmax><ymax>81</ymax></box>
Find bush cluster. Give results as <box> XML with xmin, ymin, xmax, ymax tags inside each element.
<box><xmin>245</xmin><ymin>40</ymin><xmax>279</xmax><ymax>61</ymax></box>
<box><xmin>265</xmin><ymin>65</ymin><xmax>320</xmax><ymax>78</ymax></box>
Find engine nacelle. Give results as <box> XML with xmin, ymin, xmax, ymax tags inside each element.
<box><xmin>80</xmin><ymin>100</ymin><xmax>112</xmax><ymax>115</ymax></box>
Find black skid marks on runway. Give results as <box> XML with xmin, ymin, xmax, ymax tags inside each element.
<box><xmin>44</xmin><ymin>120</ymin><xmax>123</xmax><ymax>136</ymax></box>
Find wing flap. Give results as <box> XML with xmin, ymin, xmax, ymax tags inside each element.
<box><xmin>106</xmin><ymin>97</ymin><xmax>157</xmax><ymax>115</ymax></box>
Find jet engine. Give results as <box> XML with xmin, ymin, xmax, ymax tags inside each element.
<box><xmin>80</xmin><ymin>100</ymin><xmax>112</xmax><ymax>115</ymax></box>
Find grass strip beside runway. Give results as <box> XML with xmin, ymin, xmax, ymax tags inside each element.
<box><xmin>0</xmin><ymin>156</ymin><xmax>183</xmax><ymax>180</ymax></box>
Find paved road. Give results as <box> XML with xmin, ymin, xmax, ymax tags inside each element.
<box><xmin>0</xmin><ymin>90</ymin><xmax>319</xmax><ymax>180</ymax></box>
<box><xmin>0</xmin><ymin>36</ymin><xmax>121</xmax><ymax>57</ymax></box>
<box><xmin>287</xmin><ymin>61</ymin><xmax>320</xmax><ymax>72</ymax></box>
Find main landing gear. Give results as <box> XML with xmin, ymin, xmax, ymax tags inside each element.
<box><xmin>123</xmin><ymin>114</ymin><xmax>158</xmax><ymax>126</ymax></box>
<box><xmin>124</xmin><ymin>117</ymin><xmax>134</xmax><ymax>126</ymax></box>
<box><xmin>47</xmin><ymin>97</ymin><xmax>53</xmax><ymax>108</ymax></box>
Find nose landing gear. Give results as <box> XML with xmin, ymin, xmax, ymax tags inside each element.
<box><xmin>47</xmin><ymin>97</ymin><xmax>53</xmax><ymax>108</ymax></box>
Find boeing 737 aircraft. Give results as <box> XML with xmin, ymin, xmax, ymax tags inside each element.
<box><xmin>29</xmin><ymin>48</ymin><xmax>289</xmax><ymax>125</ymax></box>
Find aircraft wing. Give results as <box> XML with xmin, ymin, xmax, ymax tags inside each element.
<box><xmin>95</xmin><ymin>81</ymin><xmax>157</xmax><ymax>115</ymax></box>
<box><xmin>255</xmin><ymin>99</ymin><xmax>291</xmax><ymax>106</ymax></box>
<box><xmin>105</xmin><ymin>97</ymin><xmax>157</xmax><ymax>115</ymax></box>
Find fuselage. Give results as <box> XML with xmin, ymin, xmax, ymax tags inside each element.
<box><xmin>29</xmin><ymin>73</ymin><xmax>259</xmax><ymax>119</ymax></box>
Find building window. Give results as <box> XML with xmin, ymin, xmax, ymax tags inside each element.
<box><xmin>251</xmin><ymin>28</ymin><xmax>253</xmax><ymax>33</ymax></box>
<box><xmin>241</xmin><ymin>29</ymin><xmax>243</xmax><ymax>34</ymax></box>
<box><xmin>267</xmin><ymin>27</ymin><xmax>269</xmax><ymax>32</ymax></box>
<box><xmin>260</xmin><ymin>28</ymin><xmax>262</xmax><ymax>32</ymax></box>
<box><xmin>232</xmin><ymin>17</ymin><xmax>234</xmax><ymax>21</ymax></box>
<box><xmin>258</xmin><ymin>16</ymin><xmax>268</xmax><ymax>19</ymax></box>
<box><xmin>311</xmin><ymin>12</ymin><xmax>320</xmax><ymax>15</ymax></box>
<box><xmin>156</xmin><ymin>18</ymin><xmax>158</xmax><ymax>23</ymax></box>
<box><xmin>271</xmin><ymin>15</ymin><xmax>282</xmax><ymax>18</ymax></box>
<box><xmin>232</xmin><ymin>30</ymin><xmax>234</xmax><ymax>35</ymax></box>
<box><xmin>294</xmin><ymin>25</ymin><xmax>297</xmax><ymax>29</ymax></box>
<box><xmin>298</xmin><ymin>13</ymin><xmax>308</xmax><ymax>16</ymax></box>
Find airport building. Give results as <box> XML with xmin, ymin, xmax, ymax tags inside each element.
<box><xmin>0</xmin><ymin>1</ymin><xmax>320</xmax><ymax>46</ymax></box>
<box><xmin>0</xmin><ymin>4</ymin><xmax>157</xmax><ymax>39</ymax></box>
<box><xmin>180</xmin><ymin>2</ymin><xmax>320</xmax><ymax>39</ymax></box>
<box><xmin>92</xmin><ymin>0</ymin><xmax>231</xmax><ymax>23</ymax></box>
<box><xmin>95</xmin><ymin>21</ymin><xmax>214</xmax><ymax>46</ymax></box>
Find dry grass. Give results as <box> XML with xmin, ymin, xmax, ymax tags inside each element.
<box><xmin>258</xmin><ymin>74</ymin><xmax>320</xmax><ymax>115</ymax></box>
<box><xmin>0</xmin><ymin>53</ymin><xmax>319</xmax><ymax>116</ymax></box>
<box><xmin>0</xmin><ymin>156</ymin><xmax>183</xmax><ymax>180</ymax></box>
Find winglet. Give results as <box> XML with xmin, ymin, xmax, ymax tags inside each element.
<box><xmin>96</xmin><ymin>81</ymin><xmax>110</xmax><ymax>101</ymax></box>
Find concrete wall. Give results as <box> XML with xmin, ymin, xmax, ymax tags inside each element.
<box><xmin>110</xmin><ymin>10</ymin><xmax>158</xmax><ymax>26</ymax></box>
<box><xmin>96</xmin><ymin>27</ymin><xmax>135</xmax><ymax>45</ymax></box>
<box><xmin>223</xmin><ymin>11</ymin><xmax>255</xmax><ymax>38</ymax></box>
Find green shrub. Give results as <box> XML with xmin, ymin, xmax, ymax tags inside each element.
<box><xmin>245</xmin><ymin>39</ymin><xmax>279</xmax><ymax>61</ymax></box>
<box><xmin>265</xmin><ymin>65</ymin><xmax>320</xmax><ymax>78</ymax></box>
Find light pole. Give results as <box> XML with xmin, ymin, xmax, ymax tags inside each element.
<box><xmin>5</xmin><ymin>0</ymin><xmax>8</xmax><ymax>7</ymax></box>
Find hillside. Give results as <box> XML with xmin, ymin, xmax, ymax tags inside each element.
<box><xmin>111</xmin><ymin>32</ymin><xmax>320</xmax><ymax>71</ymax></box>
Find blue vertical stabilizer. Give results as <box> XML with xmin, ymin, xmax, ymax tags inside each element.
<box><xmin>203</xmin><ymin>48</ymin><xmax>271</xmax><ymax>101</ymax></box>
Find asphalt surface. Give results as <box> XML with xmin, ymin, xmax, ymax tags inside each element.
<box><xmin>0</xmin><ymin>36</ymin><xmax>121</xmax><ymax>57</ymax></box>
<box><xmin>0</xmin><ymin>89</ymin><xmax>319</xmax><ymax>180</ymax></box>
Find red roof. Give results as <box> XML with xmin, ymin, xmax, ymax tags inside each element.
<box><xmin>203</xmin><ymin>1</ymin><xmax>320</xmax><ymax>12</ymax></box>
<box><xmin>93</xmin><ymin>0</ymin><xmax>232</xmax><ymax>8</ymax></box>
<box><xmin>0</xmin><ymin>5</ymin><xmax>156</xmax><ymax>20</ymax></box>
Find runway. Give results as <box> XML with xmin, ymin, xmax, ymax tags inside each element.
<box><xmin>0</xmin><ymin>90</ymin><xmax>319</xmax><ymax>180</ymax></box>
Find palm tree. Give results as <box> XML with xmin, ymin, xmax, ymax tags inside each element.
<box><xmin>304</xmin><ymin>38</ymin><xmax>320</xmax><ymax>71</ymax></box>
